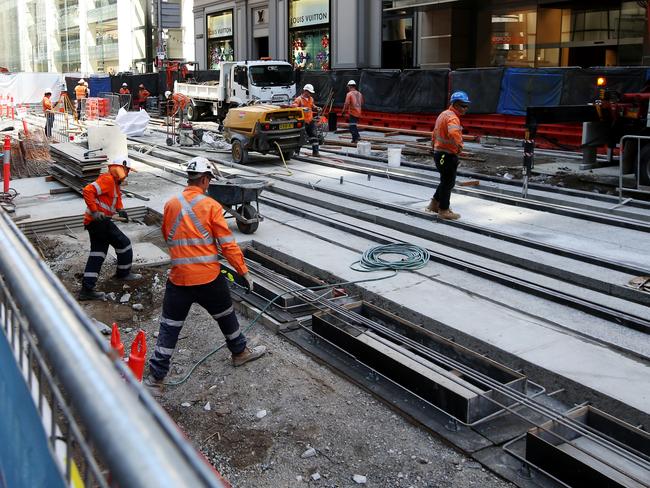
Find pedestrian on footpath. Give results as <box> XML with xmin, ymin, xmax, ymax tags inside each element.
<box><xmin>292</xmin><ymin>84</ymin><xmax>321</xmax><ymax>156</ymax></box>
<box><xmin>42</xmin><ymin>88</ymin><xmax>55</xmax><ymax>138</ymax></box>
<box><xmin>341</xmin><ymin>80</ymin><xmax>364</xmax><ymax>143</ymax></box>
<box><xmin>144</xmin><ymin>157</ymin><xmax>266</xmax><ymax>394</ymax></box>
<box><xmin>79</xmin><ymin>156</ymin><xmax>142</xmax><ymax>301</ymax></box>
<box><xmin>426</xmin><ymin>91</ymin><xmax>470</xmax><ymax>220</ymax></box>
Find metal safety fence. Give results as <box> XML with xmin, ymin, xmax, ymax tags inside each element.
<box><xmin>0</xmin><ymin>211</ymin><xmax>228</xmax><ymax>488</ymax></box>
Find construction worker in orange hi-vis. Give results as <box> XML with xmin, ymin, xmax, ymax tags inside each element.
<box><xmin>164</xmin><ymin>90</ymin><xmax>190</xmax><ymax>125</ymax></box>
<box><xmin>341</xmin><ymin>80</ymin><xmax>364</xmax><ymax>143</ymax></box>
<box><xmin>292</xmin><ymin>83</ymin><xmax>321</xmax><ymax>156</ymax></box>
<box><xmin>42</xmin><ymin>88</ymin><xmax>55</xmax><ymax>138</ymax></box>
<box><xmin>137</xmin><ymin>84</ymin><xmax>150</xmax><ymax>110</ymax></box>
<box><xmin>79</xmin><ymin>156</ymin><xmax>142</xmax><ymax>301</ymax></box>
<box><xmin>75</xmin><ymin>78</ymin><xmax>87</xmax><ymax>117</ymax></box>
<box><xmin>119</xmin><ymin>83</ymin><xmax>130</xmax><ymax>95</ymax></box>
<box><xmin>144</xmin><ymin>157</ymin><xmax>266</xmax><ymax>395</ymax></box>
<box><xmin>426</xmin><ymin>91</ymin><xmax>471</xmax><ymax>220</ymax></box>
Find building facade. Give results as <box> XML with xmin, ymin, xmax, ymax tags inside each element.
<box><xmin>0</xmin><ymin>0</ymin><xmax>194</xmax><ymax>74</ymax></box>
<box><xmin>192</xmin><ymin>0</ymin><xmax>649</xmax><ymax>71</ymax></box>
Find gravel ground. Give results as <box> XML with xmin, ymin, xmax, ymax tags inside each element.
<box><xmin>36</xmin><ymin>229</ymin><xmax>513</xmax><ymax>488</ymax></box>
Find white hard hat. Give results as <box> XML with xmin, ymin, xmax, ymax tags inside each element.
<box><xmin>79</xmin><ymin>78</ymin><xmax>85</xmax><ymax>84</ymax></box>
<box><xmin>110</xmin><ymin>155</ymin><xmax>136</xmax><ymax>172</ymax></box>
<box><xmin>165</xmin><ymin>90</ymin><xmax>172</xmax><ymax>98</ymax></box>
<box><xmin>122</xmin><ymin>82</ymin><xmax>128</xmax><ymax>87</ymax></box>
<box><xmin>186</xmin><ymin>157</ymin><xmax>213</xmax><ymax>178</ymax></box>
<box><xmin>44</xmin><ymin>88</ymin><xmax>52</xmax><ymax>94</ymax></box>
<box><xmin>303</xmin><ymin>84</ymin><xmax>315</xmax><ymax>94</ymax></box>
<box><xmin>347</xmin><ymin>80</ymin><xmax>357</xmax><ymax>86</ymax></box>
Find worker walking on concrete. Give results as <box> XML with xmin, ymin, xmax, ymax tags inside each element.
<box><xmin>292</xmin><ymin>84</ymin><xmax>320</xmax><ymax>156</ymax></box>
<box><xmin>164</xmin><ymin>90</ymin><xmax>190</xmax><ymax>125</ymax></box>
<box><xmin>42</xmin><ymin>88</ymin><xmax>55</xmax><ymax>138</ymax></box>
<box><xmin>341</xmin><ymin>80</ymin><xmax>364</xmax><ymax>143</ymax></box>
<box><xmin>79</xmin><ymin>156</ymin><xmax>142</xmax><ymax>301</ymax></box>
<box><xmin>74</xmin><ymin>79</ymin><xmax>87</xmax><ymax>118</ymax></box>
<box><xmin>137</xmin><ymin>84</ymin><xmax>150</xmax><ymax>111</ymax></box>
<box><xmin>144</xmin><ymin>157</ymin><xmax>266</xmax><ymax>393</ymax></box>
<box><xmin>426</xmin><ymin>91</ymin><xmax>470</xmax><ymax>220</ymax></box>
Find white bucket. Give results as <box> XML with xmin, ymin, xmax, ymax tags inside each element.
<box><xmin>357</xmin><ymin>141</ymin><xmax>371</xmax><ymax>156</ymax></box>
<box><xmin>387</xmin><ymin>145</ymin><xmax>403</xmax><ymax>167</ymax></box>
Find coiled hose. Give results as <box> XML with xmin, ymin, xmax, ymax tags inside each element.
<box><xmin>350</xmin><ymin>243</ymin><xmax>430</xmax><ymax>272</ymax></box>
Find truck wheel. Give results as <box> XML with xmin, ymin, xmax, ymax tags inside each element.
<box><xmin>640</xmin><ymin>144</ymin><xmax>650</xmax><ymax>186</ymax></box>
<box><xmin>231</xmin><ymin>140</ymin><xmax>249</xmax><ymax>164</ymax></box>
<box><xmin>236</xmin><ymin>204</ymin><xmax>259</xmax><ymax>234</ymax></box>
<box><xmin>187</xmin><ymin>104</ymin><xmax>199</xmax><ymax>121</ymax></box>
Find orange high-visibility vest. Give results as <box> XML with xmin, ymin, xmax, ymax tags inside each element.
<box><xmin>83</xmin><ymin>173</ymin><xmax>123</xmax><ymax>225</ymax></box>
<box><xmin>171</xmin><ymin>93</ymin><xmax>190</xmax><ymax>114</ymax></box>
<box><xmin>119</xmin><ymin>88</ymin><xmax>130</xmax><ymax>95</ymax></box>
<box><xmin>162</xmin><ymin>187</ymin><xmax>248</xmax><ymax>286</ymax></box>
<box><xmin>343</xmin><ymin>90</ymin><xmax>364</xmax><ymax>118</ymax></box>
<box><xmin>432</xmin><ymin>106</ymin><xmax>463</xmax><ymax>155</ymax></box>
<box><xmin>75</xmin><ymin>84</ymin><xmax>87</xmax><ymax>99</ymax></box>
<box><xmin>292</xmin><ymin>94</ymin><xmax>316</xmax><ymax>123</ymax></box>
<box><xmin>42</xmin><ymin>96</ymin><xmax>53</xmax><ymax>112</ymax></box>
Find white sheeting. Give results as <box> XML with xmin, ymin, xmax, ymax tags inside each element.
<box><xmin>0</xmin><ymin>73</ymin><xmax>63</xmax><ymax>104</ymax></box>
<box><xmin>114</xmin><ymin>108</ymin><xmax>150</xmax><ymax>137</ymax></box>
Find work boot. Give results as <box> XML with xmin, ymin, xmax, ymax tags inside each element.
<box><xmin>438</xmin><ymin>209</ymin><xmax>461</xmax><ymax>220</ymax></box>
<box><xmin>114</xmin><ymin>272</ymin><xmax>143</xmax><ymax>281</ymax></box>
<box><xmin>232</xmin><ymin>345</ymin><xmax>267</xmax><ymax>367</ymax></box>
<box><xmin>78</xmin><ymin>287</ymin><xmax>105</xmax><ymax>301</ymax></box>
<box><xmin>143</xmin><ymin>373</ymin><xmax>164</xmax><ymax>397</ymax></box>
<box><xmin>424</xmin><ymin>199</ymin><xmax>439</xmax><ymax>213</ymax></box>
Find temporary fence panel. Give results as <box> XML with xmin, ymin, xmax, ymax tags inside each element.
<box><xmin>89</xmin><ymin>76</ymin><xmax>111</xmax><ymax>97</ymax></box>
<box><xmin>497</xmin><ymin>68</ymin><xmax>566</xmax><ymax>116</ymax></box>
<box><xmin>332</xmin><ymin>70</ymin><xmax>363</xmax><ymax>105</ymax></box>
<box><xmin>398</xmin><ymin>69</ymin><xmax>449</xmax><ymax>113</ymax></box>
<box><xmin>110</xmin><ymin>73</ymin><xmax>159</xmax><ymax>97</ymax></box>
<box><xmin>560</xmin><ymin>67</ymin><xmax>647</xmax><ymax>105</ymax></box>
<box><xmin>450</xmin><ymin>68</ymin><xmax>504</xmax><ymax>114</ymax></box>
<box><xmin>298</xmin><ymin>71</ymin><xmax>335</xmax><ymax>106</ymax></box>
<box><xmin>359</xmin><ymin>70</ymin><xmax>401</xmax><ymax>113</ymax></box>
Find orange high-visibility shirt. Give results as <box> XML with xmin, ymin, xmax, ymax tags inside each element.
<box><xmin>82</xmin><ymin>173</ymin><xmax>123</xmax><ymax>225</ymax></box>
<box><xmin>162</xmin><ymin>186</ymin><xmax>248</xmax><ymax>286</ymax></box>
<box><xmin>119</xmin><ymin>88</ymin><xmax>130</xmax><ymax>95</ymax></box>
<box><xmin>292</xmin><ymin>94</ymin><xmax>316</xmax><ymax>123</ymax></box>
<box><xmin>75</xmin><ymin>85</ymin><xmax>87</xmax><ymax>100</ymax></box>
<box><xmin>171</xmin><ymin>93</ymin><xmax>190</xmax><ymax>114</ymax></box>
<box><xmin>343</xmin><ymin>90</ymin><xmax>364</xmax><ymax>118</ymax></box>
<box><xmin>42</xmin><ymin>96</ymin><xmax>53</xmax><ymax>112</ymax></box>
<box><xmin>432</xmin><ymin>106</ymin><xmax>463</xmax><ymax>155</ymax></box>
<box><xmin>138</xmin><ymin>88</ymin><xmax>150</xmax><ymax>101</ymax></box>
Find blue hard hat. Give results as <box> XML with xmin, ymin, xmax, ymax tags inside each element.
<box><xmin>450</xmin><ymin>91</ymin><xmax>471</xmax><ymax>104</ymax></box>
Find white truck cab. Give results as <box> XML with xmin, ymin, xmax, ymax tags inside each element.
<box><xmin>175</xmin><ymin>60</ymin><xmax>296</xmax><ymax>121</ymax></box>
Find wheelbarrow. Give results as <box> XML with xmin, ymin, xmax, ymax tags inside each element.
<box><xmin>207</xmin><ymin>176</ymin><xmax>266</xmax><ymax>234</ymax></box>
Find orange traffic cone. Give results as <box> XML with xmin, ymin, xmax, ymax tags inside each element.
<box><xmin>127</xmin><ymin>330</ymin><xmax>147</xmax><ymax>382</ymax></box>
<box><xmin>110</xmin><ymin>323</ymin><xmax>124</xmax><ymax>358</ymax></box>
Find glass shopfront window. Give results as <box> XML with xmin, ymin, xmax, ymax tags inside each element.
<box><xmin>490</xmin><ymin>9</ymin><xmax>537</xmax><ymax>67</ymax></box>
<box><xmin>288</xmin><ymin>0</ymin><xmax>330</xmax><ymax>71</ymax></box>
<box><xmin>207</xmin><ymin>10</ymin><xmax>234</xmax><ymax>68</ymax></box>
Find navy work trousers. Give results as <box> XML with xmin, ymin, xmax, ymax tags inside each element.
<box><xmin>148</xmin><ymin>274</ymin><xmax>247</xmax><ymax>380</ymax></box>
<box><xmin>349</xmin><ymin>115</ymin><xmax>360</xmax><ymax>142</ymax></box>
<box><xmin>433</xmin><ymin>151</ymin><xmax>459</xmax><ymax>210</ymax></box>
<box><xmin>82</xmin><ymin>219</ymin><xmax>133</xmax><ymax>289</ymax></box>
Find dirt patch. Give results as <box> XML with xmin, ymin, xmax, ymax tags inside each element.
<box><xmin>37</xmin><ymin>228</ymin><xmax>513</xmax><ymax>488</ymax></box>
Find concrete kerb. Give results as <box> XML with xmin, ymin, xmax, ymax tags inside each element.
<box><xmin>249</xmin><ymin>240</ymin><xmax>650</xmax><ymax>430</ymax></box>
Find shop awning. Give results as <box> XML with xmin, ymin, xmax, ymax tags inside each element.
<box><xmin>383</xmin><ymin>0</ymin><xmax>461</xmax><ymax>12</ymax></box>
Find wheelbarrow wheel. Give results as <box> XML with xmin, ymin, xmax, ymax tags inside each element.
<box><xmin>232</xmin><ymin>140</ymin><xmax>249</xmax><ymax>164</ymax></box>
<box><xmin>236</xmin><ymin>204</ymin><xmax>259</xmax><ymax>234</ymax></box>
<box><xmin>166</xmin><ymin>137</ymin><xmax>173</xmax><ymax>146</ymax></box>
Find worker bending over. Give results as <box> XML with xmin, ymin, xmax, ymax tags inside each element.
<box><xmin>164</xmin><ymin>90</ymin><xmax>191</xmax><ymax>125</ymax></box>
<box><xmin>79</xmin><ymin>156</ymin><xmax>142</xmax><ymax>301</ymax></box>
<box><xmin>42</xmin><ymin>88</ymin><xmax>55</xmax><ymax>138</ymax></box>
<box><xmin>292</xmin><ymin>84</ymin><xmax>320</xmax><ymax>157</ymax></box>
<box><xmin>341</xmin><ymin>80</ymin><xmax>364</xmax><ymax>143</ymax></box>
<box><xmin>144</xmin><ymin>157</ymin><xmax>266</xmax><ymax>394</ymax></box>
<box><xmin>426</xmin><ymin>91</ymin><xmax>471</xmax><ymax>220</ymax></box>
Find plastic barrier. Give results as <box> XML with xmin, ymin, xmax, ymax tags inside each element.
<box><xmin>359</xmin><ymin>70</ymin><xmax>401</xmax><ymax>112</ymax></box>
<box><xmin>450</xmin><ymin>68</ymin><xmax>504</xmax><ymax>114</ymax></box>
<box><xmin>497</xmin><ymin>68</ymin><xmax>566</xmax><ymax>116</ymax></box>
<box><xmin>561</xmin><ymin>67</ymin><xmax>646</xmax><ymax>105</ymax></box>
<box><xmin>398</xmin><ymin>69</ymin><xmax>449</xmax><ymax>113</ymax></box>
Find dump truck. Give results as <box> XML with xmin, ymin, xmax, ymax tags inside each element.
<box><xmin>174</xmin><ymin>60</ymin><xmax>296</xmax><ymax>122</ymax></box>
<box><xmin>222</xmin><ymin>104</ymin><xmax>307</xmax><ymax>164</ymax></box>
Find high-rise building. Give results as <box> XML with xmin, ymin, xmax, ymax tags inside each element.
<box><xmin>0</xmin><ymin>0</ymin><xmax>194</xmax><ymax>73</ymax></box>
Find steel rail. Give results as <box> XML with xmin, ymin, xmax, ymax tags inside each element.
<box><xmin>0</xmin><ymin>211</ymin><xmax>225</xmax><ymax>488</ymax></box>
<box><xmin>242</xmin><ymin>260</ymin><xmax>650</xmax><ymax>481</ymax></box>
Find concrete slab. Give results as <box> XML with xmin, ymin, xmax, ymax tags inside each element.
<box><xmin>107</xmin><ymin>242</ymin><xmax>170</xmax><ymax>267</ymax></box>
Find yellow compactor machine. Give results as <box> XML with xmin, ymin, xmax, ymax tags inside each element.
<box><xmin>222</xmin><ymin>104</ymin><xmax>307</xmax><ymax>164</ymax></box>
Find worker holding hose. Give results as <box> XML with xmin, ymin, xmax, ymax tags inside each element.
<box><xmin>79</xmin><ymin>156</ymin><xmax>142</xmax><ymax>301</ymax></box>
<box><xmin>426</xmin><ymin>91</ymin><xmax>470</xmax><ymax>220</ymax></box>
<box><xmin>144</xmin><ymin>157</ymin><xmax>266</xmax><ymax>395</ymax></box>
<box><xmin>292</xmin><ymin>84</ymin><xmax>321</xmax><ymax>156</ymax></box>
